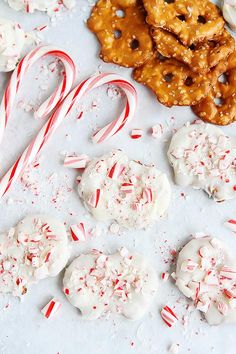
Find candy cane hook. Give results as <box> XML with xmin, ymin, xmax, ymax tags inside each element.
<box><xmin>0</xmin><ymin>45</ymin><xmax>76</xmax><ymax>143</ymax></box>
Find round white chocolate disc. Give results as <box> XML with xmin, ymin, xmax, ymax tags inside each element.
<box><xmin>168</xmin><ymin>123</ymin><xmax>236</xmax><ymax>202</ymax></box>
<box><xmin>176</xmin><ymin>236</ymin><xmax>236</xmax><ymax>325</ymax></box>
<box><xmin>78</xmin><ymin>150</ymin><xmax>171</xmax><ymax>229</ymax></box>
<box><xmin>0</xmin><ymin>214</ymin><xmax>69</xmax><ymax>297</ymax></box>
<box><xmin>63</xmin><ymin>248</ymin><xmax>158</xmax><ymax>320</ymax></box>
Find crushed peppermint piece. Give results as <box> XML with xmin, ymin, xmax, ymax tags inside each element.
<box><xmin>130</xmin><ymin>129</ymin><xmax>143</xmax><ymax>139</ymax></box>
<box><xmin>107</xmin><ymin>162</ymin><xmax>124</xmax><ymax>179</ymax></box>
<box><xmin>151</xmin><ymin>124</ymin><xmax>164</xmax><ymax>139</ymax></box>
<box><xmin>41</xmin><ymin>298</ymin><xmax>61</xmax><ymax>319</ymax></box>
<box><xmin>142</xmin><ymin>188</ymin><xmax>153</xmax><ymax>203</ymax></box>
<box><xmin>87</xmin><ymin>189</ymin><xmax>101</xmax><ymax>208</ymax></box>
<box><xmin>181</xmin><ymin>259</ymin><xmax>198</xmax><ymax>272</ymax></box>
<box><xmin>224</xmin><ymin>219</ymin><xmax>236</xmax><ymax>233</ymax></box>
<box><xmin>109</xmin><ymin>223</ymin><xmax>120</xmax><ymax>234</ymax></box>
<box><xmin>64</xmin><ymin>154</ymin><xmax>90</xmax><ymax>169</ymax></box>
<box><xmin>120</xmin><ymin>182</ymin><xmax>134</xmax><ymax>194</ymax></box>
<box><xmin>168</xmin><ymin>343</ymin><xmax>180</xmax><ymax>354</ymax></box>
<box><xmin>70</xmin><ymin>223</ymin><xmax>86</xmax><ymax>242</ymax></box>
<box><xmin>161</xmin><ymin>306</ymin><xmax>178</xmax><ymax>327</ymax></box>
<box><xmin>161</xmin><ymin>272</ymin><xmax>170</xmax><ymax>282</ymax></box>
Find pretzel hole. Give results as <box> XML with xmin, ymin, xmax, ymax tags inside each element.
<box><xmin>177</xmin><ymin>15</ymin><xmax>186</xmax><ymax>22</ymax></box>
<box><xmin>185</xmin><ymin>76</ymin><xmax>194</xmax><ymax>86</ymax></box>
<box><xmin>189</xmin><ymin>44</ymin><xmax>196</xmax><ymax>51</ymax></box>
<box><xmin>114</xmin><ymin>30</ymin><xmax>122</xmax><ymax>39</ymax></box>
<box><xmin>214</xmin><ymin>97</ymin><xmax>224</xmax><ymax>106</ymax></box>
<box><xmin>130</xmin><ymin>39</ymin><xmax>139</xmax><ymax>50</ymax></box>
<box><xmin>157</xmin><ymin>52</ymin><xmax>167</xmax><ymax>61</ymax></box>
<box><xmin>164</xmin><ymin>0</ymin><xmax>175</xmax><ymax>3</ymax></box>
<box><xmin>198</xmin><ymin>15</ymin><xmax>206</xmax><ymax>24</ymax></box>
<box><xmin>164</xmin><ymin>73</ymin><xmax>174</xmax><ymax>83</ymax></box>
<box><xmin>218</xmin><ymin>74</ymin><xmax>228</xmax><ymax>84</ymax></box>
<box><xmin>116</xmin><ymin>9</ymin><xmax>125</xmax><ymax>18</ymax></box>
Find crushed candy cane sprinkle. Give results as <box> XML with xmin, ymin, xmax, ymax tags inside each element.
<box><xmin>161</xmin><ymin>272</ymin><xmax>170</xmax><ymax>282</ymax></box>
<box><xmin>224</xmin><ymin>219</ymin><xmax>236</xmax><ymax>233</ymax></box>
<box><xmin>161</xmin><ymin>306</ymin><xmax>178</xmax><ymax>327</ymax></box>
<box><xmin>64</xmin><ymin>154</ymin><xmax>90</xmax><ymax>169</ymax></box>
<box><xmin>70</xmin><ymin>223</ymin><xmax>86</xmax><ymax>242</ymax></box>
<box><xmin>41</xmin><ymin>298</ymin><xmax>62</xmax><ymax>319</ymax></box>
<box><xmin>130</xmin><ymin>129</ymin><xmax>143</xmax><ymax>139</ymax></box>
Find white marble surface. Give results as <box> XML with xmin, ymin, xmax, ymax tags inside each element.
<box><xmin>0</xmin><ymin>1</ymin><xmax>235</xmax><ymax>353</ymax></box>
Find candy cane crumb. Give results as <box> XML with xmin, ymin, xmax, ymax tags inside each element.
<box><xmin>41</xmin><ymin>298</ymin><xmax>61</xmax><ymax>319</ymax></box>
<box><xmin>168</xmin><ymin>343</ymin><xmax>180</xmax><ymax>354</ymax></box>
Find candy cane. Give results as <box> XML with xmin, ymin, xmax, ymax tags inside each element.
<box><xmin>0</xmin><ymin>45</ymin><xmax>76</xmax><ymax>143</ymax></box>
<box><xmin>66</xmin><ymin>72</ymin><xmax>137</xmax><ymax>144</ymax></box>
<box><xmin>0</xmin><ymin>71</ymin><xmax>137</xmax><ymax>198</ymax></box>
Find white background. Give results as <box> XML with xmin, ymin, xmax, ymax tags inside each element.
<box><xmin>0</xmin><ymin>0</ymin><xmax>235</xmax><ymax>353</ymax></box>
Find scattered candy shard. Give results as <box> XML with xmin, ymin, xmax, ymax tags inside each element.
<box><xmin>41</xmin><ymin>297</ymin><xmax>62</xmax><ymax>319</ymax></box>
<box><xmin>224</xmin><ymin>219</ymin><xmax>236</xmax><ymax>233</ymax></box>
<box><xmin>130</xmin><ymin>129</ymin><xmax>143</xmax><ymax>139</ymax></box>
<box><xmin>70</xmin><ymin>223</ymin><xmax>86</xmax><ymax>242</ymax></box>
<box><xmin>160</xmin><ymin>306</ymin><xmax>178</xmax><ymax>327</ymax></box>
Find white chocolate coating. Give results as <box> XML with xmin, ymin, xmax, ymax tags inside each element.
<box><xmin>222</xmin><ymin>0</ymin><xmax>236</xmax><ymax>32</ymax></box>
<box><xmin>63</xmin><ymin>248</ymin><xmax>158</xmax><ymax>320</ymax></box>
<box><xmin>0</xmin><ymin>215</ymin><xmax>69</xmax><ymax>297</ymax></box>
<box><xmin>176</xmin><ymin>236</ymin><xmax>236</xmax><ymax>325</ymax></box>
<box><xmin>0</xmin><ymin>18</ymin><xmax>26</xmax><ymax>72</ymax></box>
<box><xmin>78</xmin><ymin>150</ymin><xmax>171</xmax><ymax>229</ymax></box>
<box><xmin>5</xmin><ymin>0</ymin><xmax>75</xmax><ymax>13</ymax></box>
<box><xmin>168</xmin><ymin>123</ymin><xmax>236</xmax><ymax>202</ymax></box>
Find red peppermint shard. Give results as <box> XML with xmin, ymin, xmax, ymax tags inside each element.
<box><xmin>161</xmin><ymin>306</ymin><xmax>178</xmax><ymax>328</ymax></box>
<box><xmin>130</xmin><ymin>129</ymin><xmax>143</xmax><ymax>139</ymax></box>
<box><xmin>41</xmin><ymin>298</ymin><xmax>61</xmax><ymax>319</ymax></box>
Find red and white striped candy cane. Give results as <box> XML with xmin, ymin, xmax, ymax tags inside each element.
<box><xmin>0</xmin><ymin>72</ymin><xmax>137</xmax><ymax>198</ymax></box>
<box><xmin>65</xmin><ymin>72</ymin><xmax>137</xmax><ymax>143</ymax></box>
<box><xmin>0</xmin><ymin>45</ymin><xmax>76</xmax><ymax>143</ymax></box>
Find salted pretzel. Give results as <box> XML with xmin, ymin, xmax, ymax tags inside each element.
<box><xmin>151</xmin><ymin>28</ymin><xmax>235</xmax><ymax>73</ymax></box>
<box><xmin>133</xmin><ymin>54</ymin><xmax>211</xmax><ymax>107</ymax></box>
<box><xmin>143</xmin><ymin>0</ymin><xmax>225</xmax><ymax>46</ymax></box>
<box><xmin>87</xmin><ymin>0</ymin><xmax>154</xmax><ymax>68</ymax></box>
<box><xmin>192</xmin><ymin>52</ymin><xmax>236</xmax><ymax>125</ymax></box>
